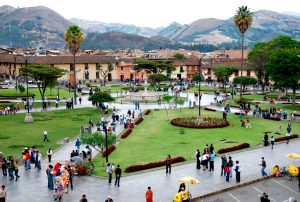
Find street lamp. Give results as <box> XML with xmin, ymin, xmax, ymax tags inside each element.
<box><xmin>97</xmin><ymin>120</ymin><xmax>110</xmax><ymax>163</ymax></box>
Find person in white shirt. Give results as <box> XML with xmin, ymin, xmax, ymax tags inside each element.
<box><xmin>43</xmin><ymin>130</ymin><xmax>49</xmax><ymax>142</ymax></box>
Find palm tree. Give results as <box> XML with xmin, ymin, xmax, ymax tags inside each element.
<box><xmin>234</xmin><ymin>6</ymin><xmax>253</xmax><ymax>100</ymax></box>
<box><xmin>64</xmin><ymin>25</ymin><xmax>85</xmax><ymax>105</ymax></box>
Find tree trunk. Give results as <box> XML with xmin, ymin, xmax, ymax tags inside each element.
<box><xmin>262</xmin><ymin>83</ymin><xmax>265</xmax><ymax>94</ymax></box>
<box><xmin>240</xmin><ymin>33</ymin><xmax>244</xmax><ymax>101</ymax></box>
<box><xmin>73</xmin><ymin>54</ymin><xmax>77</xmax><ymax>105</ymax></box>
<box><xmin>292</xmin><ymin>88</ymin><xmax>296</xmax><ymax>106</ymax></box>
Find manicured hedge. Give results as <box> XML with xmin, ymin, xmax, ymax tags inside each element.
<box><xmin>135</xmin><ymin>117</ymin><xmax>144</xmax><ymax>125</ymax></box>
<box><xmin>170</xmin><ymin>117</ymin><xmax>229</xmax><ymax>129</ymax></box>
<box><xmin>144</xmin><ymin>109</ymin><xmax>151</xmax><ymax>115</ymax></box>
<box><xmin>263</xmin><ymin>117</ymin><xmax>281</xmax><ymax>121</ymax></box>
<box><xmin>121</xmin><ymin>129</ymin><xmax>132</xmax><ymax>139</ymax></box>
<box><xmin>204</xmin><ymin>107</ymin><xmax>216</xmax><ymax>112</ymax></box>
<box><xmin>102</xmin><ymin>145</ymin><xmax>116</xmax><ymax>157</ymax></box>
<box><xmin>125</xmin><ymin>156</ymin><xmax>185</xmax><ymax>172</ymax></box>
<box><xmin>218</xmin><ymin>143</ymin><xmax>250</xmax><ymax>154</ymax></box>
<box><xmin>275</xmin><ymin>134</ymin><xmax>298</xmax><ymax>142</ymax></box>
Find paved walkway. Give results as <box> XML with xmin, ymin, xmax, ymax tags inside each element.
<box><xmin>2</xmin><ymin>139</ymin><xmax>300</xmax><ymax>202</ymax></box>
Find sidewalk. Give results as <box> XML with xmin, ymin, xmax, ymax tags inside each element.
<box><xmin>2</xmin><ymin>138</ymin><xmax>299</xmax><ymax>202</ymax></box>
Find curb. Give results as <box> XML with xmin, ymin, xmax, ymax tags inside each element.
<box><xmin>191</xmin><ymin>175</ymin><xmax>273</xmax><ymax>201</ymax></box>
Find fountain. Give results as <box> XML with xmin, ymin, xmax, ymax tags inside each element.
<box><xmin>125</xmin><ymin>77</ymin><xmax>164</xmax><ymax>103</ymax></box>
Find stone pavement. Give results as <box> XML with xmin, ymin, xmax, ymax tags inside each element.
<box><xmin>2</xmin><ymin>138</ymin><xmax>300</xmax><ymax>202</ymax></box>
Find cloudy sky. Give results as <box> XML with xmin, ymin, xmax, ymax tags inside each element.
<box><xmin>1</xmin><ymin>0</ymin><xmax>300</xmax><ymax>27</ymax></box>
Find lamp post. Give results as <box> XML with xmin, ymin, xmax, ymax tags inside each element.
<box><xmin>22</xmin><ymin>53</ymin><xmax>33</xmax><ymax>122</ymax></box>
<box><xmin>197</xmin><ymin>57</ymin><xmax>201</xmax><ymax>117</ymax></box>
<box><xmin>101</xmin><ymin>120</ymin><xmax>109</xmax><ymax>163</ymax></box>
<box><xmin>57</xmin><ymin>80</ymin><xmax>60</xmax><ymax>101</ymax></box>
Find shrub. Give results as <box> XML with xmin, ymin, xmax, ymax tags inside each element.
<box><xmin>144</xmin><ymin>109</ymin><xmax>151</xmax><ymax>115</ymax></box>
<box><xmin>77</xmin><ymin>164</ymin><xmax>87</xmax><ymax>175</ymax></box>
<box><xmin>204</xmin><ymin>107</ymin><xmax>216</xmax><ymax>112</ymax></box>
<box><xmin>18</xmin><ymin>84</ymin><xmax>25</xmax><ymax>93</ymax></box>
<box><xmin>121</xmin><ymin>129</ymin><xmax>132</xmax><ymax>139</ymax></box>
<box><xmin>275</xmin><ymin>134</ymin><xmax>298</xmax><ymax>142</ymax></box>
<box><xmin>263</xmin><ymin>117</ymin><xmax>281</xmax><ymax>121</ymax></box>
<box><xmin>218</xmin><ymin>143</ymin><xmax>250</xmax><ymax>154</ymax></box>
<box><xmin>170</xmin><ymin>117</ymin><xmax>229</xmax><ymax>129</ymax></box>
<box><xmin>135</xmin><ymin>117</ymin><xmax>144</xmax><ymax>125</ymax></box>
<box><xmin>102</xmin><ymin>145</ymin><xmax>116</xmax><ymax>157</ymax></box>
<box><xmin>125</xmin><ymin>156</ymin><xmax>185</xmax><ymax>172</ymax></box>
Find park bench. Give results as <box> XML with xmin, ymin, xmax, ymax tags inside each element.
<box><xmin>63</xmin><ymin>137</ymin><xmax>69</xmax><ymax>143</ymax></box>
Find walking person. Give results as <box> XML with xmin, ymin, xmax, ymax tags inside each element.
<box><xmin>46</xmin><ymin>165</ymin><xmax>54</xmax><ymax>190</ymax></box>
<box><xmin>195</xmin><ymin>149</ymin><xmax>201</xmax><ymax>169</ymax></box>
<box><xmin>286</xmin><ymin>132</ymin><xmax>290</xmax><ymax>144</ymax></box>
<box><xmin>67</xmin><ymin>165</ymin><xmax>73</xmax><ymax>190</ymax></box>
<box><xmin>114</xmin><ymin>164</ymin><xmax>122</xmax><ymax>187</ymax></box>
<box><xmin>106</xmin><ymin>163</ymin><xmax>113</xmax><ymax>184</ymax></box>
<box><xmin>79</xmin><ymin>97</ymin><xmax>82</xmax><ymax>105</ymax></box>
<box><xmin>43</xmin><ymin>129</ymin><xmax>49</xmax><ymax>142</ymax></box>
<box><xmin>1</xmin><ymin>157</ymin><xmax>7</xmax><ymax>176</ymax></box>
<box><xmin>225</xmin><ymin>163</ymin><xmax>231</xmax><ymax>182</ymax></box>
<box><xmin>260</xmin><ymin>157</ymin><xmax>268</xmax><ymax>176</ymax></box>
<box><xmin>209</xmin><ymin>153</ymin><xmax>215</xmax><ymax>171</ymax></box>
<box><xmin>0</xmin><ymin>185</ymin><xmax>6</xmax><ymax>202</ymax></box>
<box><xmin>47</xmin><ymin>148</ymin><xmax>53</xmax><ymax>163</ymax></box>
<box><xmin>35</xmin><ymin>151</ymin><xmax>42</xmax><ymax>170</ymax></box>
<box><xmin>209</xmin><ymin>144</ymin><xmax>214</xmax><ymax>154</ymax></box>
<box><xmin>165</xmin><ymin>155</ymin><xmax>171</xmax><ymax>174</ymax></box>
<box><xmin>75</xmin><ymin>139</ymin><xmax>81</xmax><ymax>152</ymax></box>
<box><xmin>79</xmin><ymin>194</ymin><xmax>88</xmax><ymax>202</ymax></box>
<box><xmin>234</xmin><ymin>161</ymin><xmax>241</xmax><ymax>183</ymax></box>
<box><xmin>7</xmin><ymin>159</ymin><xmax>15</xmax><ymax>180</ymax></box>
<box><xmin>228</xmin><ymin>156</ymin><xmax>234</xmax><ymax>178</ymax></box>
<box><xmin>146</xmin><ymin>186</ymin><xmax>153</xmax><ymax>202</ymax></box>
<box><xmin>270</xmin><ymin>136</ymin><xmax>275</xmax><ymax>150</ymax></box>
<box><xmin>14</xmin><ymin>160</ymin><xmax>20</xmax><ymax>181</ymax></box>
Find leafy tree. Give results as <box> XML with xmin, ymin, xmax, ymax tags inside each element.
<box><xmin>213</xmin><ymin>66</ymin><xmax>238</xmax><ymax>88</ymax></box>
<box><xmin>192</xmin><ymin>74</ymin><xmax>204</xmax><ymax>82</ymax></box>
<box><xmin>233</xmin><ymin>76</ymin><xmax>257</xmax><ymax>92</ymax></box>
<box><xmin>17</xmin><ymin>84</ymin><xmax>25</xmax><ymax>94</ymax></box>
<box><xmin>88</xmin><ymin>91</ymin><xmax>114</xmax><ymax>107</ymax></box>
<box><xmin>234</xmin><ymin>5</ymin><xmax>253</xmax><ymax>100</ymax></box>
<box><xmin>266</xmin><ymin>48</ymin><xmax>300</xmax><ymax>105</ymax></box>
<box><xmin>99</xmin><ymin>63</ymin><xmax>114</xmax><ymax>86</ymax></box>
<box><xmin>176</xmin><ymin>97</ymin><xmax>185</xmax><ymax>111</ymax></box>
<box><xmin>173</xmin><ymin>53</ymin><xmax>185</xmax><ymax>60</ymax></box>
<box><xmin>19</xmin><ymin>64</ymin><xmax>65</xmax><ymax>101</ymax></box>
<box><xmin>64</xmin><ymin>25</ymin><xmax>85</xmax><ymax>105</ymax></box>
<box><xmin>162</xmin><ymin>94</ymin><xmax>174</xmax><ymax>117</ymax></box>
<box><xmin>134</xmin><ymin>60</ymin><xmax>175</xmax><ymax>74</ymax></box>
<box><xmin>148</xmin><ymin>74</ymin><xmax>169</xmax><ymax>86</ymax></box>
<box><xmin>81</xmin><ymin>132</ymin><xmax>116</xmax><ymax>166</ymax></box>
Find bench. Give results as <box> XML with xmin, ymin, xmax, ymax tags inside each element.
<box><xmin>63</xmin><ymin>137</ymin><xmax>69</xmax><ymax>143</ymax></box>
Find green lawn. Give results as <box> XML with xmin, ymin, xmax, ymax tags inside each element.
<box><xmin>0</xmin><ymin>108</ymin><xmax>105</xmax><ymax>157</ymax></box>
<box><xmin>94</xmin><ymin>108</ymin><xmax>300</xmax><ymax>176</ymax></box>
<box><xmin>0</xmin><ymin>87</ymin><xmax>73</xmax><ymax>100</ymax></box>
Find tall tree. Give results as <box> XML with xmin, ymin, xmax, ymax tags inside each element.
<box><xmin>88</xmin><ymin>91</ymin><xmax>114</xmax><ymax>107</ymax></box>
<box><xmin>233</xmin><ymin>76</ymin><xmax>257</xmax><ymax>92</ymax></box>
<box><xmin>267</xmin><ymin>48</ymin><xmax>300</xmax><ymax>105</ymax></box>
<box><xmin>173</xmin><ymin>53</ymin><xmax>185</xmax><ymax>60</ymax></box>
<box><xmin>134</xmin><ymin>60</ymin><xmax>175</xmax><ymax>74</ymax></box>
<box><xmin>19</xmin><ymin>64</ymin><xmax>65</xmax><ymax>101</ymax></box>
<box><xmin>64</xmin><ymin>25</ymin><xmax>85</xmax><ymax>105</ymax></box>
<box><xmin>234</xmin><ymin>5</ymin><xmax>253</xmax><ymax>100</ymax></box>
<box><xmin>148</xmin><ymin>73</ymin><xmax>169</xmax><ymax>86</ymax></box>
<box><xmin>213</xmin><ymin>66</ymin><xmax>238</xmax><ymax>88</ymax></box>
<box><xmin>99</xmin><ymin>63</ymin><xmax>114</xmax><ymax>86</ymax></box>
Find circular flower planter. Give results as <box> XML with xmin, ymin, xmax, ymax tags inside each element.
<box><xmin>170</xmin><ymin>117</ymin><xmax>229</xmax><ymax>129</ymax></box>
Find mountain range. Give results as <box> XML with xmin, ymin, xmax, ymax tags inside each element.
<box><xmin>0</xmin><ymin>5</ymin><xmax>300</xmax><ymax>50</ymax></box>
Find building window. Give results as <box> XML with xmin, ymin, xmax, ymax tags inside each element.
<box><xmin>247</xmin><ymin>70</ymin><xmax>251</xmax><ymax>76</ymax></box>
<box><xmin>180</xmin><ymin>66</ymin><xmax>184</xmax><ymax>73</ymax></box>
<box><xmin>50</xmin><ymin>64</ymin><xmax>54</xmax><ymax>67</ymax></box>
<box><xmin>207</xmin><ymin>69</ymin><xmax>211</xmax><ymax>75</ymax></box>
<box><xmin>70</xmin><ymin>63</ymin><xmax>74</xmax><ymax>71</ymax></box>
<box><xmin>235</xmin><ymin>71</ymin><xmax>238</xmax><ymax>76</ymax></box>
<box><xmin>121</xmin><ymin>66</ymin><xmax>124</xmax><ymax>71</ymax></box>
<box><xmin>85</xmin><ymin>64</ymin><xmax>89</xmax><ymax>70</ymax></box>
<box><xmin>96</xmin><ymin>72</ymin><xmax>100</xmax><ymax>79</ymax></box>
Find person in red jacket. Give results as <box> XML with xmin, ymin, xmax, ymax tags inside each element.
<box><xmin>145</xmin><ymin>186</ymin><xmax>153</xmax><ymax>202</ymax></box>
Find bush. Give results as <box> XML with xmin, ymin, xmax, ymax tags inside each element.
<box><xmin>77</xmin><ymin>164</ymin><xmax>87</xmax><ymax>175</ymax></box>
<box><xmin>263</xmin><ymin>117</ymin><xmax>281</xmax><ymax>121</ymax></box>
<box><xmin>102</xmin><ymin>145</ymin><xmax>116</xmax><ymax>157</ymax></box>
<box><xmin>275</xmin><ymin>134</ymin><xmax>298</xmax><ymax>142</ymax></box>
<box><xmin>135</xmin><ymin>117</ymin><xmax>144</xmax><ymax>125</ymax></box>
<box><xmin>125</xmin><ymin>156</ymin><xmax>185</xmax><ymax>172</ymax></box>
<box><xmin>121</xmin><ymin>129</ymin><xmax>132</xmax><ymax>139</ymax></box>
<box><xmin>218</xmin><ymin>143</ymin><xmax>250</xmax><ymax>154</ymax></box>
<box><xmin>144</xmin><ymin>109</ymin><xmax>151</xmax><ymax>115</ymax></box>
<box><xmin>18</xmin><ymin>84</ymin><xmax>25</xmax><ymax>93</ymax></box>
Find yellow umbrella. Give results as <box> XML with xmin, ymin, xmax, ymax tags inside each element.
<box><xmin>178</xmin><ymin>176</ymin><xmax>199</xmax><ymax>185</ymax></box>
<box><xmin>286</xmin><ymin>153</ymin><xmax>300</xmax><ymax>159</ymax></box>
<box><xmin>288</xmin><ymin>164</ymin><xmax>299</xmax><ymax>177</ymax></box>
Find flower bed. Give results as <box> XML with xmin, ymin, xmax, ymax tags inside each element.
<box><xmin>121</xmin><ymin>129</ymin><xmax>132</xmax><ymax>139</ymax></box>
<box><xmin>144</xmin><ymin>109</ymin><xmax>151</xmax><ymax>115</ymax></box>
<box><xmin>170</xmin><ymin>117</ymin><xmax>229</xmax><ymax>129</ymax></box>
<box><xmin>135</xmin><ymin>117</ymin><xmax>144</xmax><ymax>125</ymax></box>
<box><xmin>218</xmin><ymin>143</ymin><xmax>250</xmax><ymax>154</ymax></box>
<box><xmin>275</xmin><ymin>134</ymin><xmax>298</xmax><ymax>142</ymax></box>
<box><xmin>102</xmin><ymin>145</ymin><xmax>116</xmax><ymax>157</ymax></box>
<box><xmin>204</xmin><ymin>107</ymin><xmax>216</xmax><ymax>112</ymax></box>
<box><xmin>125</xmin><ymin>156</ymin><xmax>185</xmax><ymax>172</ymax></box>
<box><xmin>263</xmin><ymin>117</ymin><xmax>281</xmax><ymax>121</ymax></box>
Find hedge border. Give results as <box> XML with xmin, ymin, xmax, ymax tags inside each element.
<box><xmin>102</xmin><ymin>145</ymin><xmax>116</xmax><ymax>157</ymax></box>
<box><xmin>121</xmin><ymin>129</ymin><xmax>132</xmax><ymax>139</ymax></box>
<box><xmin>275</xmin><ymin>134</ymin><xmax>298</xmax><ymax>142</ymax></box>
<box><xmin>144</xmin><ymin>109</ymin><xmax>151</xmax><ymax>115</ymax></box>
<box><xmin>135</xmin><ymin>117</ymin><xmax>144</xmax><ymax>125</ymax></box>
<box><xmin>125</xmin><ymin>156</ymin><xmax>185</xmax><ymax>172</ymax></box>
<box><xmin>218</xmin><ymin>143</ymin><xmax>250</xmax><ymax>154</ymax></box>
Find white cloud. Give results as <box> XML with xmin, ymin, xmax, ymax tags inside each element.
<box><xmin>1</xmin><ymin>0</ymin><xmax>300</xmax><ymax>27</ymax></box>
